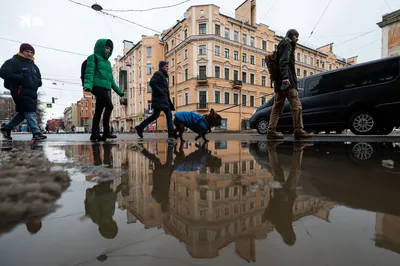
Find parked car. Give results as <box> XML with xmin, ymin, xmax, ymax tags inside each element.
<box><xmin>250</xmin><ymin>55</ymin><xmax>400</xmax><ymax>135</ymax></box>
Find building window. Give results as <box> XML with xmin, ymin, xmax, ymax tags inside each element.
<box><xmin>199</xmin><ymin>23</ymin><xmax>206</xmax><ymax>34</ymax></box>
<box><xmin>322</xmin><ymin>61</ymin><xmax>325</xmax><ymax>69</ymax></box>
<box><xmin>172</xmin><ymin>96</ymin><xmax>175</xmax><ymax>106</ymax></box>
<box><xmin>297</xmin><ymin>53</ymin><xmax>300</xmax><ymax>61</ymax></box>
<box><xmin>234</xmin><ymin>93</ymin><xmax>238</xmax><ymax>105</ymax></box>
<box><xmin>262</xmin><ymin>40</ymin><xmax>267</xmax><ymax>50</ymax></box>
<box><xmin>250</xmin><ymin>37</ymin><xmax>255</xmax><ymax>47</ymax></box>
<box><xmin>297</xmin><ymin>68</ymin><xmax>300</xmax><ymax>76</ymax></box>
<box><xmin>184</xmin><ymin>49</ymin><xmax>188</xmax><ymax>59</ymax></box>
<box><xmin>250</xmin><ymin>96</ymin><xmax>254</xmax><ymax>107</ymax></box>
<box><xmin>224</xmin><ymin>68</ymin><xmax>230</xmax><ymax>80</ymax></box>
<box><xmin>234</xmin><ymin>70</ymin><xmax>239</xmax><ymax>81</ymax></box>
<box><xmin>215</xmin><ymin>24</ymin><xmax>221</xmax><ymax>35</ymax></box>
<box><xmin>242</xmin><ymin>72</ymin><xmax>247</xmax><ymax>83</ymax></box>
<box><xmin>185</xmin><ymin>92</ymin><xmax>188</xmax><ymax>105</ymax></box>
<box><xmin>146</xmin><ymin>63</ymin><xmax>152</xmax><ymax>75</ymax></box>
<box><xmin>261</xmin><ymin>96</ymin><xmax>266</xmax><ymax>105</ymax></box>
<box><xmin>262</xmin><ymin>76</ymin><xmax>266</xmax><ymax>86</ymax></box>
<box><xmin>215</xmin><ymin>91</ymin><xmax>220</xmax><ymax>103</ymax></box>
<box><xmin>310</xmin><ymin>57</ymin><xmax>314</xmax><ymax>65</ymax></box>
<box><xmin>317</xmin><ymin>59</ymin><xmax>320</xmax><ymax>68</ymax></box>
<box><xmin>199</xmin><ymin>45</ymin><xmax>206</xmax><ymax>55</ymax></box>
<box><xmin>224</xmin><ymin>48</ymin><xmax>229</xmax><ymax>59</ymax></box>
<box><xmin>199</xmin><ymin>66</ymin><xmax>206</xmax><ymax>79</ymax></box>
<box><xmin>329</xmin><ymin>64</ymin><xmax>332</xmax><ymax>70</ymax></box>
<box><xmin>242</xmin><ymin>95</ymin><xmax>247</xmax><ymax>106</ymax></box>
<box><xmin>242</xmin><ymin>53</ymin><xmax>247</xmax><ymax>63</ymax></box>
<box><xmin>185</xmin><ymin>68</ymin><xmax>189</xmax><ymax>80</ymax></box>
<box><xmin>304</xmin><ymin>55</ymin><xmax>307</xmax><ymax>63</ymax></box>
<box><xmin>242</xmin><ymin>34</ymin><xmax>247</xmax><ymax>44</ymax></box>
<box><xmin>234</xmin><ymin>51</ymin><xmax>239</xmax><ymax>60</ymax></box>
<box><xmin>303</xmin><ymin>70</ymin><xmax>307</xmax><ymax>77</ymax></box>
<box><xmin>171</xmin><ymin>58</ymin><xmax>174</xmax><ymax>67</ymax></box>
<box><xmin>146</xmin><ymin>47</ymin><xmax>152</xmax><ymax>57</ymax></box>
<box><xmin>184</xmin><ymin>29</ymin><xmax>188</xmax><ymax>39</ymax></box>
<box><xmin>250</xmin><ymin>55</ymin><xmax>255</xmax><ymax>65</ymax></box>
<box><xmin>199</xmin><ymin>91</ymin><xmax>207</xmax><ymax>107</ymax></box>
<box><xmin>250</xmin><ymin>73</ymin><xmax>255</xmax><ymax>84</ymax></box>
<box><xmin>215</xmin><ymin>66</ymin><xmax>220</xmax><ymax>78</ymax></box>
<box><xmin>215</xmin><ymin>45</ymin><xmax>220</xmax><ymax>56</ymax></box>
<box><xmin>172</xmin><ymin>75</ymin><xmax>175</xmax><ymax>86</ymax></box>
<box><xmin>225</xmin><ymin>28</ymin><xmax>230</xmax><ymax>39</ymax></box>
<box><xmin>225</xmin><ymin>92</ymin><xmax>230</xmax><ymax>104</ymax></box>
<box><xmin>310</xmin><ymin>72</ymin><xmax>314</xmax><ymax>76</ymax></box>
<box><xmin>234</xmin><ymin>31</ymin><xmax>239</xmax><ymax>41</ymax></box>
<box><xmin>147</xmin><ymin>81</ymin><xmax>152</xmax><ymax>92</ymax></box>
<box><xmin>262</xmin><ymin>58</ymin><xmax>267</xmax><ymax>67</ymax></box>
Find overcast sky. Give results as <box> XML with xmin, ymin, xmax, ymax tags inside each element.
<box><xmin>0</xmin><ymin>0</ymin><xmax>399</xmax><ymax>122</ymax></box>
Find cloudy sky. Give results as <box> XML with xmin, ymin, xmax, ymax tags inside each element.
<box><xmin>0</xmin><ymin>0</ymin><xmax>398</xmax><ymax>122</ymax></box>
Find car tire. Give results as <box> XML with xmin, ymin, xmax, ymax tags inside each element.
<box><xmin>349</xmin><ymin>111</ymin><xmax>377</xmax><ymax>135</ymax></box>
<box><xmin>256</xmin><ymin>118</ymin><xmax>269</xmax><ymax>135</ymax></box>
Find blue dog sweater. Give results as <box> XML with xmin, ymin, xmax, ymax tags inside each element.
<box><xmin>175</xmin><ymin>112</ymin><xmax>209</xmax><ymax>134</ymax></box>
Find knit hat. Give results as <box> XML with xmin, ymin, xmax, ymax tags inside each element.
<box><xmin>159</xmin><ymin>61</ymin><xmax>168</xmax><ymax>69</ymax></box>
<box><xmin>105</xmin><ymin>39</ymin><xmax>113</xmax><ymax>49</ymax></box>
<box><xmin>20</xmin><ymin>43</ymin><xmax>35</xmax><ymax>54</ymax></box>
<box><xmin>286</xmin><ymin>29</ymin><xmax>299</xmax><ymax>39</ymax></box>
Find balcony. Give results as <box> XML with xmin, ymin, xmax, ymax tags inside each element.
<box><xmin>197</xmin><ymin>74</ymin><xmax>208</xmax><ymax>85</ymax></box>
<box><xmin>232</xmin><ymin>79</ymin><xmax>243</xmax><ymax>89</ymax></box>
<box><xmin>197</xmin><ymin>102</ymin><xmax>208</xmax><ymax>110</ymax></box>
<box><xmin>120</xmin><ymin>97</ymin><xmax>128</xmax><ymax>106</ymax></box>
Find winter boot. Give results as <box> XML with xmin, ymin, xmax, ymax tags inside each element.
<box><xmin>267</xmin><ymin>131</ymin><xmax>284</xmax><ymax>140</ymax></box>
<box><xmin>135</xmin><ymin>126</ymin><xmax>143</xmax><ymax>138</ymax></box>
<box><xmin>1</xmin><ymin>126</ymin><xmax>12</xmax><ymax>140</ymax></box>
<box><xmin>33</xmin><ymin>132</ymin><xmax>47</xmax><ymax>140</ymax></box>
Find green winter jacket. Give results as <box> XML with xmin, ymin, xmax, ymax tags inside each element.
<box><xmin>84</xmin><ymin>39</ymin><xmax>124</xmax><ymax>96</ymax></box>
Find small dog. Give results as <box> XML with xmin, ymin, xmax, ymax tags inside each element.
<box><xmin>173</xmin><ymin>109</ymin><xmax>222</xmax><ymax>142</ymax></box>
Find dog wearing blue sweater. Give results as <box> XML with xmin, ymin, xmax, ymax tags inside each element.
<box><xmin>173</xmin><ymin>109</ymin><xmax>222</xmax><ymax>142</ymax></box>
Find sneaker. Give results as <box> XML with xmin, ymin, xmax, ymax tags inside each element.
<box><xmin>267</xmin><ymin>131</ymin><xmax>284</xmax><ymax>140</ymax></box>
<box><xmin>90</xmin><ymin>133</ymin><xmax>103</xmax><ymax>141</ymax></box>
<box><xmin>135</xmin><ymin>126</ymin><xmax>143</xmax><ymax>138</ymax></box>
<box><xmin>1</xmin><ymin>127</ymin><xmax>12</xmax><ymax>140</ymax></box>
<box><xmin>33</xmin><ymin>133</ymin><xmax>47</xmax><ymax>140</ymax></box>
<box><xmin>103</xmin><ymin>133</ymin><xmax>117</xmax><ymax>139</ymax></box>
<box><xmin>294</xmin><ymin>130</ymin><xmax>313</xmax><ymax>139</ymax></box>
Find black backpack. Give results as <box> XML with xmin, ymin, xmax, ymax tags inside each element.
<box><xmin>80</xmin><ymin>56</ymin><xmax>97</xmax><ymax>87</ymax></box>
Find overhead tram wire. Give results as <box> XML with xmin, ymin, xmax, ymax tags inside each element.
<box><xmin>103</xmin><ymin>0</ymin><xmax>191</xmax><ymax>12</ymax></box>
<box><xmin>306</xmin><ymin>0</ymin><xmax>333</xmax><ymax>43</ymax></box>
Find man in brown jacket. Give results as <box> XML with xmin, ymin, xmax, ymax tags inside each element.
<box><xmin>267</xmin><ymin>29</ymin><xmax>312</xmax><ymax>140</ymax></box>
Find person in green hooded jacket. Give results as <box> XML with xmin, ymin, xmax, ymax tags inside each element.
<box><xmin>83</xmin><ymin>39</ymin><xmax>124</xmax><ymax>141</ymax></box>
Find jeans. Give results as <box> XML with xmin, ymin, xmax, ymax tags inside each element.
<box><xmin>138</xmin><ymin>108</ymin><xmax>174</xmax><ymax>137</ymax></box>
<box><xmin>5</xmin><ymin>112</ymin><xmax>40</xmax><ymax>134</ymax></box>
<box><xmin>92</xmin><ymin>87</ymin><xmax>113</xmax><ymax>135</ymax></box>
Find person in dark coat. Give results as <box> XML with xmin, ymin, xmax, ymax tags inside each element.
<box><xmin>135</xmin><ymin>61</ymin><xmax>175</xmax><ymax>139</ymax></box>
<box><xmin>0</xmin><ymin>43</ymin><xmax>46</xmax><ymax>140</ymax></box>
<box><xmin>267</xmin><ymin>29</ymin><xmax>312</xmax><ymax>140</ymax></box>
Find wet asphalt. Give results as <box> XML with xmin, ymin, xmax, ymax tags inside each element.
<box><xmin>1</xmin><ymin>133</ymin><xmax>400</xmax><ymax>266</ymax></box>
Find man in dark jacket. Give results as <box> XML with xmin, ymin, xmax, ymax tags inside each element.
<box><xmin>84</xmin><ymin>39</ymin><xmax>124</xmax><ymax>141</ymax></box>
<box><xmin>267</xmin><ymin>29</ymin><xmax>312</xmax><ymax>140</ymax></box>
<box><xmin>135</xmin><ymin>61</ymin><xmax>175</xmax><ymax>139</ymax></box>
<box><xmin>0</xmin><ymin>43</ymin><xmax>46</xmax><ymax>141</ymax></box>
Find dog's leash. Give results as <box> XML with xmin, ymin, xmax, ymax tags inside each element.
<box><xmin>215</xmin><ymin>92</ymin><xmax>275</xmax><ymax>113</ymax></box>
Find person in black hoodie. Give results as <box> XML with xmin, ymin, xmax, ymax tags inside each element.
<box><xmin>135</xmin><ymin>61</ymin><xmax>175</xmax><ymax>139</ymax></box>
<box><xmin>0</xmin><ymin>43</ymin><xmax>46</xmax><ymax>141</ymax></box>
<box><xmin>267</xmin><ymin>29</ymin><xmax>312</xmax><ymax>140</ymax></box>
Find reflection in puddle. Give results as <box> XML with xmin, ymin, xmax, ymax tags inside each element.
<box><xmin>1</xmin><ymin>140</ymin><xmax>400</xmax><ymax>265</ymax></box>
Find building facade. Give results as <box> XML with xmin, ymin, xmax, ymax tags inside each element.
<box><xmin>63</xmin><ymin>106</ymin><xmax>72</xmax><ymax>131</ymax></box>
<box><xmin>378</xmin><ymin>9</ymin><xmax>400</xmax><ymax>58</ymax></box>
<box><xmin>71</xmin><ymin>103</ymin><xmax>79</xmax><ymax>128</ymax></box>
<box><xmin>77</xmin><ymin>91</ymin><xmax>96</xmax><ymax>130</ymax></box>
<box><xmin>0</xmin><ymin>94</ymin><xmax>14</xmax><ymax>122</ymax></box>
<box><xmin>111</xmin><ymin>35</ymin><xmax>166</xmax><ymax>132</ymax></box>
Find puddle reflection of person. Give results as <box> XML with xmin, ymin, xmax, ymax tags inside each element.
<box><xmin>264</xmin><ymin>142</ymin><xmax>311</xmax><ymax>246</ymax></box>
<box><xmin>134</xmin><ymin>143</ymin><xmax>174</xmax><ymax>214</ymax></box>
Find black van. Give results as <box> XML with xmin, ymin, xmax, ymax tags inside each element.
<box><xmin>250</xmin><ymin>55</ymin><xmax>400</xmax><ymax>135</ymax></box>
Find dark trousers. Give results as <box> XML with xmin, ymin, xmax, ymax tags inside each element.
<box><xmin>138</xmin><ymin>108</ymin><xmax>174</xmax><ymax>137</ymax></box>
<box><xmin>92</xmin><ymin>87</ymin><xmax>113</xmax><ymax>135</ymax></box>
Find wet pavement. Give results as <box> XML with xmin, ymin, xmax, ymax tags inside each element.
<box><xmin>1</xmin><ymin>139</ymin><xmax>400</xmax><ymax>266</ymax></box>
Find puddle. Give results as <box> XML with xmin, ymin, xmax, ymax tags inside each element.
<box><xmin>1</xmin><ymin>140</ymin><xmax>400</xmax><ymax>266</ymax></box>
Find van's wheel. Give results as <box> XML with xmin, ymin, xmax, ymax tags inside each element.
<box><xmin>256</xmin><ymin>118</ymin><xmax>269</xmax><ymax>135</ymax></box>
<box><xmin>349</xmin><ymin>111</ymin><xmax>377</xmax><ymax>135</ymax></box>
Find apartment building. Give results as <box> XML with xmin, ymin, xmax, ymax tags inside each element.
<box><xmin>161</xmin><ymin>0</ymin><xmax>357</xmax><ymax>131</ymax></box>
<box><xmin>111</xmin><ymin>35</ymin><xmax>166</xmax><ymax>132</ymax></box>
<box><xmin>63</xmin><ymin>106</ymin><xmax>72</xmax><ymax>131</ymax></box>
<box><xmin>76</xmin><ymin>91</ymin><xmax>96</xmax><ymax>130</ymax></box>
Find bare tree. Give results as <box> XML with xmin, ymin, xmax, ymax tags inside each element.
<box><xmin>36</xmin><ymin>92</ymin><xmax>46</xmax><ymax>128</ymax></box>
<box><xmin>0</xmin><ymin>95</ymin><xmax>14</xmax><ymax>121</ymax></box>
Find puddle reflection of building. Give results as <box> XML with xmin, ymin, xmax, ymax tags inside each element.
<box><xmin>113</xmin><ymin>141</ymin><xmax>334</xmax><ymax>262</ymax></box>
<box><xmin>376</xmin><ymin>214</ymin><xmax>400</xmax><ymax>254</ymax></box>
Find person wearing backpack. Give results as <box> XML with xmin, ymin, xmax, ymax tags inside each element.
<box><xmin>266</xmin><ymin>29</ymin><xmax>313</xmax><ymax>140</ymax></box>
<box><xmin>82</xmin><ymin>39</ymin><xmax>124</xmax><ymax>141</ymax></box>
<box><xmin>0</xmin><ymin>43</ymin><xmax>47</xmax><ymax>141</ymax></box>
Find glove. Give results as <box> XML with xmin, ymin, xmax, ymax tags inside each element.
<box><xmin>119</xmin><ymin>92</ymin><xmax>125</xmax><ymax>97</ymax></box>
